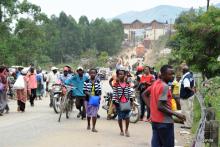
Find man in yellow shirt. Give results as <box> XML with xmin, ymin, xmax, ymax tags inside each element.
<box><xmin>172</xmin><ymin>75</ymin><xmax>181</xmax><ymax>110</ymax></box>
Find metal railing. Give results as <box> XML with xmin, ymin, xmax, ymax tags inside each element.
<box><xmin>191</xmin><ymin>92</ymin><xmax>206</xmax><ymax>147</ymax></box>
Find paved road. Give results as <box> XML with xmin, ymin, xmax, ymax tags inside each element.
<box><xmin>0</xmin><ymin>81</ymin><xmax>190</xmax><ymax>147</ymax></box>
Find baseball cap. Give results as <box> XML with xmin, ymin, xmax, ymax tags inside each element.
<box><xmin>77</xmin><ymin>66</ymin><xmax>83</xmax><ymax>71</ymax></box>
<box><xmin>51</xmin><ymin>67</ymin><xmax>58</xmax><ymax>71</ymax></box>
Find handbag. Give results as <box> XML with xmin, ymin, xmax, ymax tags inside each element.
<box><xmin>119</xmin><ymin>101</ymin><xmax>131</xmax><ymax>112</ymax></box>
<box><xmin>118</xmin><ymin>83</ymin><xmax>131</xmax><ymax>112</ymax></box>
<box><xmin>89</xmin><ymin>96</ymin><xmax>100</xmax><ymax>106</ymax></box>
<box><xmin>13</xmin><ymin>75</ymin><xmax>25</xmax><ymax>90</ymax></box>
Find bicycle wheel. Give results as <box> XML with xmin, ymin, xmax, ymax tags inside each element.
<box><xmin>66</xmin><ymin>99</ymin><xmax>73</xmax><ymax>119</ymax></box>
<box><xmin>58</xmin><ymin>96</ymin><xmax>66</xmax><ymax>122</ymax></box>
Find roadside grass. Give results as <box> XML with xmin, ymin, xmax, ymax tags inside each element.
<box><xmin>192</xmin><ymin>97</ymin><xmax>201</xmax><ymax>134</ymax></box>
<box><xmin>200</xmin><ymin>77</ymin><xmax>220</xmax><ymax>146</ymax></box>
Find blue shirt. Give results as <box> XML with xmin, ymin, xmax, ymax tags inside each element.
<box><xmin>65</xmin><ymin>74</ymin><xmax>88</xmax><ymax>97</ymax></box>
<box><xmin>59</xmin><ymin>74</ymin><xmax>71</xmax><ymax>84</ymax></box>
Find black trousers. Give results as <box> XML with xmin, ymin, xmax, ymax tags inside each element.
<box><xmin>75</xmin><ymin>96</ymin><xmax>86</xmax><ymax>117</ymax></box>
<box><xmin>140</xmin><ymin>91</ymin><xmax>151</xmax><ymax>119</ymax></box>
<box><xmin>17</xmin><ymin>100</ymin><xmax>25</xmax><ymax>111</ymax></box>
<box><xmin>30</xmin><ymin>89</ymin><xmax>37</xmax><ymax>105</ymax></box>
<box><xmin>140</xmin><ymin>94</ymin><xmax>146</xmax><ymax>119</ymax></box>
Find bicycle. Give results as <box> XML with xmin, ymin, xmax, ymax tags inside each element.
<box><xmin>58</xmin><ymin>86</ymin><xmax>75</xmax><ymax>122</ymax></box>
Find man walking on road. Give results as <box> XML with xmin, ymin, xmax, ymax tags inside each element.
<box><xmin>46</xmin><ymin>67</ymin><xmax>60</xmax><ymax>107</ymax></box>
<box><xmin>180</xmin><ymin>65</ymin><xmax>195</xmax><ymax>129</ymax></box>
<box><xmin>28</xmin><ymin>67</ymin><xmax>37</xmax><ymax>106</ymax></box>
<box><xmin>65</xmin><ymin>66</ymin><xmax>88</xmax><ymax>119</ymax></box>
<box><xmin>142</xmin><ymin>65</ymin><xmax>186</xmax><ymax>147</ymax></box>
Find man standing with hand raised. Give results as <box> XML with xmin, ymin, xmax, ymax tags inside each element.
<box><xmin>142</xmin><ymin>65</ymin><xmax>186</xmax><ymax>147</ymax></box>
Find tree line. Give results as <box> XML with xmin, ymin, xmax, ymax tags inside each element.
<box><xmin>167</xmin><ymin>6</ymin><xmax>220</xmax><ymax>79</ymax></box>
<box><xmin>0</xmin><ymin>0</ymin><xmax>124</xmax><ymax>67</ymax></box>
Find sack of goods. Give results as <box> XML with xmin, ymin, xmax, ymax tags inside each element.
<box><xmin>89</xmin><ymin>96</ymin><xmax>100</xmax><ymax>106</ymax></box>
<box><xmin>13</xmin><ymin>75</ymin><xmax>25</xmax><ymax>90</ymax></box>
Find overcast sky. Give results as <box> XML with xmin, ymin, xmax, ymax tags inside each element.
<box><xmin>28</xmin><ymin>0</ymin><xmax>220</xmax><ymax>20</ymax></box>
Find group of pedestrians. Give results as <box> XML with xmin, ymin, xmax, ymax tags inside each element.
<box><xmin>0</xmin><ymin>64</ymin><xmax>49</xmax><ymax>114</ymax></box>
<box><xmin>0</xmin><ymin>63</ymin><xmax>196</xmax><ymax>146</ymax></box>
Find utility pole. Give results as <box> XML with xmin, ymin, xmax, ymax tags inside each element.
<box><xmin>207</xmin><ymin>0</ymin><xmax>210</xmax><ymax>11</ymax></box>
<box><xmin>0</xmin><ymin>2</ymin><xmax>2</xmax><ymax>22</ymax></box>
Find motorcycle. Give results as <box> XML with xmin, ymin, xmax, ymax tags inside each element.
<box><xmin>102</xmin><ymin>92</ymin><xmax>117</xmax><ymax>119</ymax></box>
<box><xmin>52</xmin><ymin>84</ymin><xmax>66</xmax><ymax>113</ymax></box>
<box><xmin>129</xmin><ymin>88</ymin><xmax>140</xmax><ymax>123</ymax></box>
<box><xmin>102</xmin><ymin>88</ymin><xmax>140</xmax><ymax>123</ymax></box>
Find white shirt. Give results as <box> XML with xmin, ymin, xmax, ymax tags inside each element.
<box><xmin>180</xmin><ymin>72</ymin><xmax>191</xmax><ymax>88</ymax></box>
<box><xmin>47</xmin><ymin>72</ymin><xmax>60</xmax><ymax>90</ymax></box>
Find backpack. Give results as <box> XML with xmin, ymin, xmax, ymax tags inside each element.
<box><xmin>180</xmin><ymin>73</ymin><xmax>195</xmax><ymax>99</ymax></box>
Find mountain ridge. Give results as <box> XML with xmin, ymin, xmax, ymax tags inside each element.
<box><xmin>113</xmin><ymin>3</ymin><xmax>220</xmax><ymax>23</ymax></box>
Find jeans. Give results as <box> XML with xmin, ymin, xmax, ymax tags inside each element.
<box><xmin>151</xmin><ymin>122</ymin><xmax>174</xmax><ymax>147</ymax></box>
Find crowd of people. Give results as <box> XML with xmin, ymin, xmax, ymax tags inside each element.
<box><xmin>0</xmin><ymin>63</ymin><xmax>196</xmax><ymax>146</ymax></box>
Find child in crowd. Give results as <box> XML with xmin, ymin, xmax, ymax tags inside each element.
<box><xmin>83</xmin><ymin>69</ymin><xmax>102</xmax><ymax>132</ymax></box>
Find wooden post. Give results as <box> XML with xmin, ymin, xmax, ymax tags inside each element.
<box><xmin>207</xmin><ymin>0</ymin><xmax>210</xmax><ymax>11</ymax></box>
<box><xmin>205</xmin><ymin>107</ymin><xmax>216</xmax><ymax>121</ymax></box>
<box><xmin>210</xmin><ymin>120</ymin><xmax>219</xmax><ymax>147</ymax></box>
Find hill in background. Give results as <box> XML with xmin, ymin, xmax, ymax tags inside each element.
<box><xmin>113</xmin><ymin>3</ymin><xmax>220</xmax><ymax>23</ymax></box>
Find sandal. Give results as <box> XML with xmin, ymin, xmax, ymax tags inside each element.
<box><xmin>125</xmin><ymin>131</ymin><xmax>130</xmax><ymax>137</ymax></box>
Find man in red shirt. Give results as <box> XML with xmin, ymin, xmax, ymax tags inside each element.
<box><xmin>142</xmin><ymin>65</ymin><xmax>186</xmax><ymax>147</ymax></box>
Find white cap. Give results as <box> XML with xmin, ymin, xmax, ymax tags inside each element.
<box><xmin>51</xmin><ymin>67</ymin><xmax>58</xmax><ymax>71</ymax></box>
<box><xmin>77</xmin><ymin>66</ymin><xmax>83</xmax><ymax>71</ymax></box>
<box><xmin>21</xmin><ymin>68</ymin><xmax>29</xmax><ymax>75</ymax></box>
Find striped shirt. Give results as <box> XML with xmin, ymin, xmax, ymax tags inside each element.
<box><xmin>112</xmin><ymin>82</ymin><xmax>132</xmax><ymax>103</ymax></box>
<box><xmin>83</xmin><ymin>79</ymin><xmax>101</xmax><ymax>96</ymax></box>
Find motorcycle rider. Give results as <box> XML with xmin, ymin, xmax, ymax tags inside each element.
<box><xmin>65</xmin><ymin>66</ymin><xmax>88</xmax><ymax>119</ymax></box>
<box><xmin>46</xmin><ymin>67</ymin><xmax>60</xmax><ymax>107</ymax></box>
<box><xmin>59</xmin><ymin>66</ymin><xmax>71</xmax><ymax>84</ymax></box>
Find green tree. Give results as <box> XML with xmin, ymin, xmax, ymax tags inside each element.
<box><xmin>168</xmin><ymin>7</ymin><xmax>220</xmax><ymax>78</ymax></box>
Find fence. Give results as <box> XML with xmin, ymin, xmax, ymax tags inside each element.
<box><xmin>191</xmin><ymin>77</ymin><xmax>219</xmax><ymax>147</ymax></box>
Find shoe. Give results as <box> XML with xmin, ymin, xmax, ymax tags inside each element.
<box><xmin>97</xmin><ymin>114</ymin><xmax>100</xmax><ymax>119</ymax></box>
<box><xmin>0</xmin><ymin>112</ymin><xmax>3</xmax><ymax>116</ymax></box>
<box><xmin>5</xmin><ymin>108</ymin><xmax>9</xmax><ymax>114</ymax></box>
<box><xmin>49</xmin><ymin>103</ymin><xmax>53</xmax><ymax>107</ymax></box>
<box><xmin>31</xmin><ymin>103</ymin><xmax>34</xmax><ymax>107</ymax></box>
<box><xmin>87</xmin><ymin>126</ymin><xmax>91</xmax><ymax>130</ymax></box>
<box><xmin>77</xmin><ymin>113</ymin><xmax>81</xmax><ymax>118</ymax></box>
<box><xmin>17</xmin><ymin>107</ymin><xmax>20</xmax><ymax>112</ymax></box>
